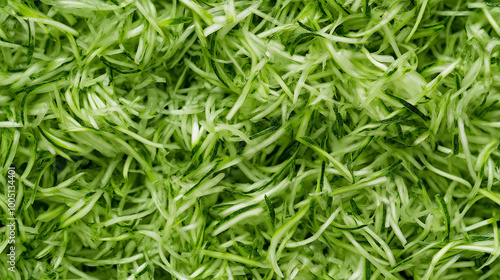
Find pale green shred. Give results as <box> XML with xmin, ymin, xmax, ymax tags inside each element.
<box><xmin>1</xmin><ymin>0</ymin><xmax>500</xmax><ymax>279</ymax></box>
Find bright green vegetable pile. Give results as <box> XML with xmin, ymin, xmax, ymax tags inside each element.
<box><xmin>1</xmin><ymin>0</ymin><xmax>500</xmax><ymax>279</ymax></box>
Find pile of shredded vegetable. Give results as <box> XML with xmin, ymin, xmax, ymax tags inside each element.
<box><xmin>1</xmin><ymin>0</ymin><xmax>500</xmax><ymax>279</ymax></box>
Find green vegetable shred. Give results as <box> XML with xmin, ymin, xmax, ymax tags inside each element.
<box><xmin>1</xmin><ymin>0</ymin><xmax>500</xmax><ymax>279</ymax></box>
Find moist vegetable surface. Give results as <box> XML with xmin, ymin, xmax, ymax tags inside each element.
<box><xmin>1</xmin><ymin>0</ymin><xmax>500</xmax><ymax>279</ymax></box>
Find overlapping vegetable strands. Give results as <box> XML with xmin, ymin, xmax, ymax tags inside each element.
<box><xmin>1</xmin><ymin>0</ymin><xmax>500</xmax><ymax>279</ymax></box>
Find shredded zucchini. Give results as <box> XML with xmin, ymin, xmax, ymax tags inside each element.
<box><xmin>1</xmin><ymin>0</ymin><xmax>500</xmax><ymax>279</ymax></box>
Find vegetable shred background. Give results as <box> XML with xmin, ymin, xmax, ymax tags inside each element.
<box><xmin>1</xmin><ymin>0</ymin><xmax>500</xmax><ymax>279</ymax></box>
